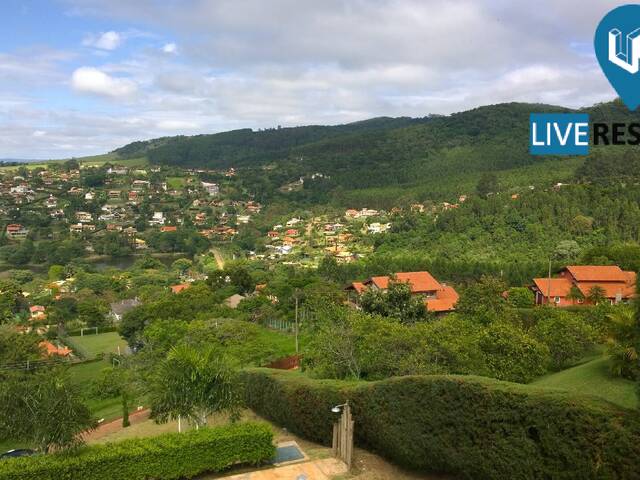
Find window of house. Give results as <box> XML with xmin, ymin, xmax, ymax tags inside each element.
<box><xmin>554</xmin><ymin>296</ymin><xmax>560</xmax><ymax>304</ymax></box>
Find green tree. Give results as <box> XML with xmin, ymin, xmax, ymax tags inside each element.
<box><xmin>0</xmin><ymin>326</ymin><xmax>41</xmax><ymax>364</ymax></box>
<box><xmin>360</xmin><ymin>280</ymin><xmax>427</xmax><ymax>323</ymax></box>
<box><xmin>476</xmin><ymin>172</ymin><xmax>499</xmax><ymax>197</ymax></box>
<box><xmin>480</xmin><ymin>321</ymin><xmax>550</xmax><ymax>383</ymax></box>
<box><xmin>0</xmin><ymin>369</ymin><xmax>94</xmax><ymax>452</ymax></box>
<box><xmin>149</xmin><ymin>345</ymin><xmax>240</xmax><ymax>431</ymax></box>
<box><xmin>607</xmin><ymin>306</ymin><xmax>639</xmax><ymax>379</ymax></box>
<box><xmin>566</xmin><ymin>285</ymin><xmax>585</xmax><ymax>304</ymax></box>
<box><xmin>506</xmin><ymin>287</ymin><xmax>534</xmax><ymax>308</ymax></box>
<box><xmin>587</xmin><ymin>285</ymin><xmax>607</xmax><ymax>305</ymax></box>
<box><xmin>532</xmin><ymin>310</ymin><xmax>596</xmax><ymax>369</ymax></box>
<box><xmin>456</xmin><ymin>275</ymin><xmax>509</xmax><ymax>325</ymax></box>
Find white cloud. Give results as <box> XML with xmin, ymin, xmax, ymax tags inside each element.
<box><xmin>162</xmin><ymin>42</ymin><xmax>177</xmax><ymax>54</ymax></box>
<box><xmin>83</xmin><ymin>30</ymin><xmax>123</xmax><ymax>50</ymax></box>
<box><xmin>71</xmin><ymin>67</ymin><xmax>137</xmax><ymax>97</ymax></box>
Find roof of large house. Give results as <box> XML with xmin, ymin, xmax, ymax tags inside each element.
<box><xmin>533</xmin><ymin>267</ymin><xmax>637</xmax><ymax>299</ymax></box>
<box><xmin>366</xmin><ymin>271</ymin><xmax>442</xmax><ymax>293</ymax></box>
<box><xmin>566</xmin><ymin>265</ymin><xmax>629</xmax><ymax>282</ymax></box>
<box><xmin>425</xmin><ymin>285</ymin><xmax>459</xmax><ymax>312</ymax></box>
<box><xmin>532</xmin><ymin>278</ymin><xmax>573</xmax><ymax>297</ymax></box>
<box><xmin>576</xmin><ymin>281</ymin><xmax>636</xmax><ymax>299</ymax></box>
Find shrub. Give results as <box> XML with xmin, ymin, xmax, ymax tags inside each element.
<box><xmin>532</xmin><ymin>310</ymin><xmax>596</xmax><ymax>369</ymax></box>
<box><xmin>0</xmin><ymin>422</ymin><xmax>274</xmax><ymax>480</ymax></box>
<box><xmin>479</xmin><ymin>320</ymin><xmax>550</xmax><ymax>382</ymax></box>
<box><xmin>243</xmin><ymin>368</ymin><xmax>640</xmax><ymax>480</ymax></box>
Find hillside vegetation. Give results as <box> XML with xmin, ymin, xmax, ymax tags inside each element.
<box><xmin>107</xmin><ymin>99</ymin><xmax>640</xmax><ymax>204</ymax></box>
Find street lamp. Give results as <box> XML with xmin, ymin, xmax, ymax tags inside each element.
<box><xmin>331</xmin><ymin>402</ymin><xmax>348</xmax><ymax>413</ymax></box>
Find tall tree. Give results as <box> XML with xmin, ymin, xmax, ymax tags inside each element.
<box><xmin>149</xmin><ymin>345</ymin><xmax>239</xmax><ymax>431</ymax></box>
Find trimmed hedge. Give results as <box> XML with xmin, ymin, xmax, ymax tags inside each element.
<box><xmin>243</xmin><ymin>369</ymin><xmax>640</xmax><ymax>480</ymax></box>
<box><xmin>0</xmin><ymin>422</ymin><xmax>274</xmax><ymax>480</ymax></box>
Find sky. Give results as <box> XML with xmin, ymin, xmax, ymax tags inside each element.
<box><xmin>0</xmin><ymin>0</ymin><xmax>625</xmax><ymax>159</ymax></box>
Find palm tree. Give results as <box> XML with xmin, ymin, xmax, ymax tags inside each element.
<box><xmin>149</xmin><ymin>344</ymin><xmax>239</xmax><ymax>431</ymax></box>
<box><xmin>607</xmin><ymin>306</ymin><xmax>639</xmax><ymax>379</ymax></box>
<box><xmin>566</xmin><ymin>285</ymin><xmax>585</xmax><ymax>304</ymax></box>
<box><xmin>587</xmin><ymin>285</ymin><xmax>607</xmax><ymax>305</ymax></box>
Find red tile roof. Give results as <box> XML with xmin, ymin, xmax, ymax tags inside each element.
<box><xmin>532</xmin><ymin>278</ymin><xmax>573</xmax><ymax>297</ymax></box>
<box><xmin>170</xmin><ymin>283</ymin><xmax>190</xmax><ymax>294</ymax></box>
<box><xmin>40</xmin><ymin>341</ymin><xmax>72</xmax><ymax>357</ymax></box>
<box><xmin>425</xmin><ymin>285</ymin><xmax>459</xmax><ymax>312</ymax></box>
<box><xmin>368</xmin><ymin>271</ymin><xmax>442</xmax><ymax>293</ymax></box>
<box><xmin>576</xmin><ymin>282</ymin><xmax>632</xmax><ymax>299</ymax></box>
<box><xmin>566</xmin><ymin>265</ymin><xmax>628</xmax><ymax>282</ymax></box>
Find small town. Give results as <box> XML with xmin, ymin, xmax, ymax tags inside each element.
<box><xmin>1</xmin><ymin>2</ymin><xmax>639</xmax><ymax>480</ymax></box>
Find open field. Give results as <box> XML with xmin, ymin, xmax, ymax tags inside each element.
<box><xmin>166</xmin><ymin>176</ymin><xmax>186</xmax><ymax>188</ymax></box>
<box><xmin>531</xmin><ymin>356</ymin><xmax>638</xmax><ymax>410</ymax></box>
<box><xmin>66</xmin><ymin>332</ymin><xmax>128</xmax><ymax>360</ymax></box>
<box><xmin>68</xmin><ymin>360</ymin><xmax>146</xmax><ymax>422</ymax></box>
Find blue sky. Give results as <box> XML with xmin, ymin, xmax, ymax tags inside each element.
<box><xmin>0</xmin><ymin>0</ymin><xmax>622</xmax><ymax>159</ymax></box>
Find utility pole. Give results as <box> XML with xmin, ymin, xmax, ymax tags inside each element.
<box><xmin>547</xmin><ymin>257</ymin><xmax>552</xmax><ymax>305</ymax></box>
<box><xmin>294</xmin><ymin>292</ymin><xmax>299</xmax><ymax>354</ymax></box>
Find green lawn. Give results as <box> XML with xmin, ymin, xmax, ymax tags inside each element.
<box><xmin>166</xmin><ymin>176</ymin><xmax>186</xmax><ymax>188</ymax></box>
<box><xmin>532</xmin><ymin>356</ymin><xmax>638</xmax><ymax>410</ymax></box>
<box><xmin>67</xmin><ymin>360</ymin><xmax>146</xmax><ymax>422</ymax></box>
<box><xmin>66</xmin><ymin>332</ymin><xmax>128</xmax><ymax>360</ymax></box>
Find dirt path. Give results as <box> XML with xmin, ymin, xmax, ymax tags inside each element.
<box><xmin>82</xmin><ymin>408</ymin><xmax>150</xmax><ymax>442</ymax></box>
<box><xmin>211</xmin><ymin>248</ymin><xmax>225</xmax><ymax>269</ymax></box>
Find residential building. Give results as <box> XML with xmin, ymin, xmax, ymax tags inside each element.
<box><xmin>149</xmin><ymin>211</ymin><xmax>165</xmax><ymax>226</ymax></box>
<box><xmin>170</xmin><ymin>283</ymin><xmax>190</xmax><ymax>294</ymax></box>
<box><xmin>29</xmin><ymin>305</ymin><xmax>46</xmax><ymax>321</ymax></box>
<box><xmin>202</xmin><ymin>181</ymin><xmax>219</xmax><ymax>196</ymax></box>
<box><xmin>6</xmin><ymin>224</ymin><xmax>28</xmax><ymax>240</ymax></box>
<box><xmin>346</xmin><ymin>271</ymin><xmax>459</xmax><ymax>313</ymax></box>
<box><xmin>531</xmin><ymin>265</ymin><xmax>636</xmax><ymax>306</ymax></box>
<box><xmin>109</xmin><ymin>298</ymin><xmax>142</xmax><ymax>322</ymax></box>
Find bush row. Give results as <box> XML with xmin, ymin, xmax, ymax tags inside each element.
<box><xmin>0</xmin><ymin>422</ymin><xmax>274</xmax><ymax>480</ymax></box>
<box><xmin>243</xmin><ymin>368</ymin><xmax>640</xmax><ymax>480</ymax></box>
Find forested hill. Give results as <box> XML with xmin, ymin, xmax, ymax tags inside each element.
<box><xmin>111</xmin><ymin>99</ymin><xmax>640</xmax><ymax>205</ymax></box>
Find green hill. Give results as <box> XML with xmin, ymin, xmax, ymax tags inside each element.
<box><xmin>106</xmin><ymin>99</ymin><xmax>640</xmax><ymax>205</ymax></box>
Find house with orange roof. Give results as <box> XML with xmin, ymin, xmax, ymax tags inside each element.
<box><xmin>170</xmin><ymin>283</ymin><xmax>191</xmax><ymax>294</ymax></box>
<box><xmin>40</xmin><ymin>341</ymin><xmax>72</xmax><ymax>357</ymax></box>
<box><xmin>346</xmin><ymin>271</ymin><xmax>458</xmax><ymax>313</ymax></box>
<box><xmin>29</xmin><ymin>305</ymin><xmax>46</xmax><ymax>321</ymax></box>
<box><xmin>531</xmin><ymin>265</ymin><xmax>636</xmax><ymax>307</ymax></box>
<box><xmin>160</xmin><ymin>226</ymin><xmax>177</xmax><ymax>233</ymax></box>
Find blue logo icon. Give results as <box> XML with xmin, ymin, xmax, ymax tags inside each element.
<box><xmin>595</xmin><ymin>5</ymin><xmax>640</xmax><ymax>110</ymax></box>
<box><xmin>529</xmin><ymin>114</ymin><xmax>590</xmax><ymax>155</ymax></box>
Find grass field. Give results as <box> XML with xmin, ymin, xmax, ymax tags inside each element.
<box><xmin>66</xmin><ymin>332</ymin><xmax>128</xmax><ymax>360</ymax></box>
<box><xmin>67</xmin><ymin>360</ymin><xmax>146</xmax><ymax>422</ymax></box>
<box><xmin>532</xmin><ymin>356</ymin><xmax>638</xmax><ymax>410</ymax></box>
<box><xmin>166</xmin><ymin>176</ymin><xmax>186</xmax><ymax>188</ymax></box>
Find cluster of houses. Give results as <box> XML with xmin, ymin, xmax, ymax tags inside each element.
<box><xmin>0</xmin><ymin>163</ymin><xmax>266</xmax><ymax>251</ymax></box>
<box><xmin>345</xmin><ymin>264</ymin><xmax>638</xmax><ymax>315</ymax></box>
